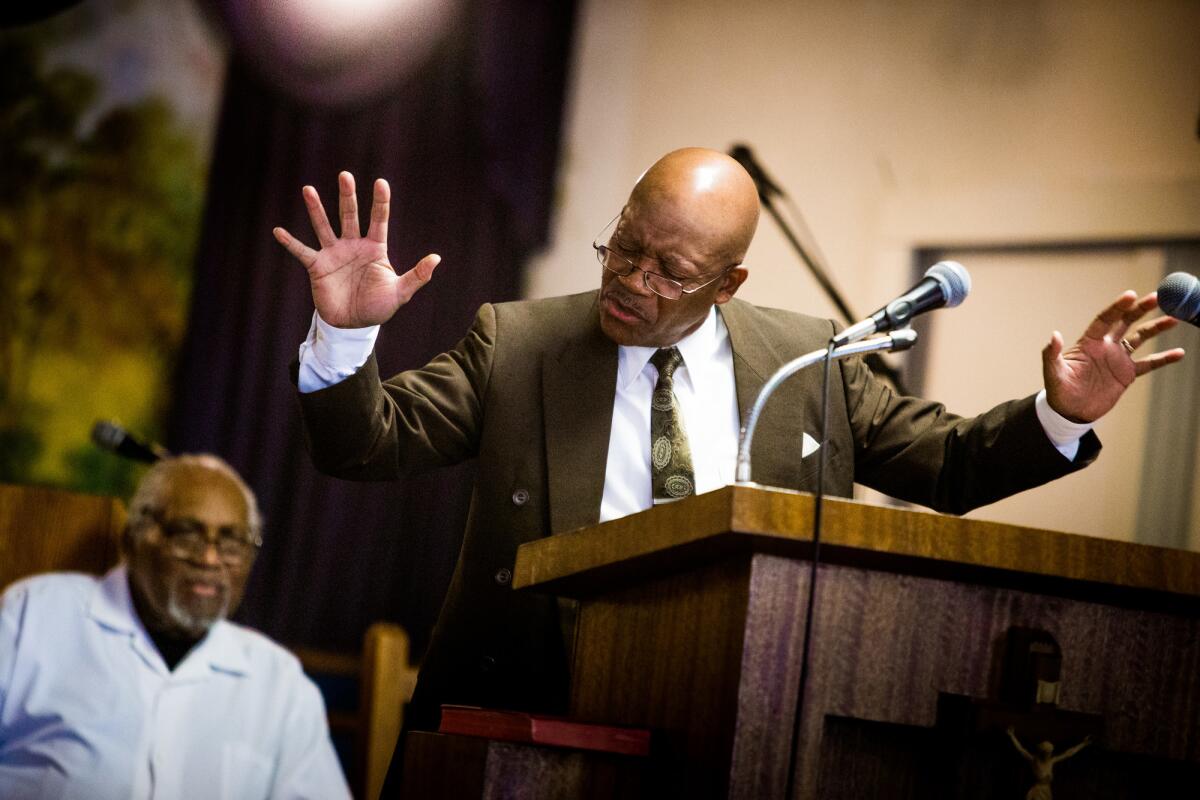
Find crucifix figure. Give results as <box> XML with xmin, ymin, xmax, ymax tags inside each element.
<box><xmin>1006</xmin><ymin>725</ymin><xmax>1092</xmax><ymax>800</ymax></box>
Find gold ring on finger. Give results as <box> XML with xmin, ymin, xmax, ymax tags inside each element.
<box><xmin>1120</xmin><ymin>338</ymin><xmax>1135</xmax><ymax>355</ymax></box>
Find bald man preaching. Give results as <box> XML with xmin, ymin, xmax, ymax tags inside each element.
<box><xmin>274</xmin><ymin>148</ymin><xmax>1183</xmax><ymax>733</ymax></box>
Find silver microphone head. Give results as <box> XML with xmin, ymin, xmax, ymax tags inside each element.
<box><xmin>926</xmin><ymin>261</ymin><xmax>971</xmax><ymax>308</ymax></box>
<box><xmin>1158</xmin><ymin>271</ymin><xmax>1200</xmax><ymax>322</ymax></box>
<box><xmin>90</xmin><ymin>419</ymin><xmax>124</xmax><ymax>450</ymax></box>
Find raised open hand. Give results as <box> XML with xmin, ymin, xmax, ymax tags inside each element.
<box><xmin>1043</xmin><ymin>291</ymin><xmax>1185</xmax><ymax>423</ymax></box>
<box><xmin>273</xmin><ymin>171</ymin><xmax>441</xmax><ymax>328</ymax></box>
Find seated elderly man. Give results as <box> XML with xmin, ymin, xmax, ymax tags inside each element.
<box><xmin>0</xmin><ymin>454</ymin><xmax>350</xmax><ymax>800</ymax></box>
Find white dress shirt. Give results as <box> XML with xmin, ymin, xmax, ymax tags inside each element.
<box><xmin>599</xmin><ymin>307</ymin><xmax>739</xmax><ymax>520</ymax></box>
<box><xmin>0</xmin><ymin>567</ymin><xmax>350</xmax><ymax>800</ymax></box>
<box><xmin>296</xmin><ymin>307</ymin><xmax>1091</xmax><ymax>519</ymax></box>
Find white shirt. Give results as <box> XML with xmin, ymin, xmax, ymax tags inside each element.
<box><xmin>599</xmin><ymin>307</ymin><xmax>739</xmax><ymax>521</ymax></box>
<box><xmin>0</xmin><ymin>567</ymin><xmax>350</xmax><ymax>800</ymax></box>
<box><xmin>297</xmin><ymin>308</ymin><xmax>1090</xmax><ymax>518</ymax></box>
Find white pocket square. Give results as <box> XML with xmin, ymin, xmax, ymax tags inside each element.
<box><xmin>801</xmin><ymin>433</ymin><xmax>821</xmax><ymax>459</ymax></box>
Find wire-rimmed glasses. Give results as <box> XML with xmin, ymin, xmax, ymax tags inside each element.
<box><xmin>592</xmin><ymin>214</ymin><xmax>735</xmax><ymax>300</ymax></box>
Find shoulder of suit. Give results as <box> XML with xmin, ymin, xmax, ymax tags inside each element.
<box><xmin>490</xmin><ymin>291</ymin><xmax>597</xmax><ymax>319</ymax></box>
<box><xmin>722</xmin><ymin>296</ymin><xmax>838</xmax><ymax>342</ymax></box>
<box><xmin>485</xmin><ymin>291</ymin><xmax>600</xmax><ymax>342</ymax></box>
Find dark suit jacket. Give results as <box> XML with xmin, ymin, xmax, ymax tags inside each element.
<box><xmin>297</xmin><ymin>290</ymin><xmax>1099</xmax><ymax>730</ymax></box>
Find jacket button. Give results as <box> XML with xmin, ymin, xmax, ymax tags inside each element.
<box><xmin>479</xmin><ymin>655</ymin><xmax>496</xmax><ymax>673</ymax></box>
<box><xmin>494</xmin><ymin>567</ymin><xmax>512</xmax><ymax>586</ymax></box>
<box><xmin>512</xmin><ymin>489</ymin><xmax>530</xmax><ymax>506</ymax></box>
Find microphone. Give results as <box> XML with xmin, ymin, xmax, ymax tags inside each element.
<box><xmin>728</xmin><ymin>143</ymin><xmax>784</xmax><ymax>200</ymax></box>
<box><xmin>1158</xmin><ymin>272</ymin><xmax>1200</xmax><ymax>328</ymax></box>
<box><xmin>91</xmin><ymin>420</ymin><xmax>170</xmax><ymax>464</ymax></box>
<box><xmin>832</xmin><ymin>261</ymin><xmax>971</xmax><ymax>346</ymax></box>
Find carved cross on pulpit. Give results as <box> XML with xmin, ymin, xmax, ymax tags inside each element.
<box><xmin>933</xmin><ymin>626</ymin><xmax>1105</xmax><ymax>798</ymax></box>
<box><xmin>1006</xmin><ymin>725</ymin><xmax>1093</xmax><ymax>800</ymax></box>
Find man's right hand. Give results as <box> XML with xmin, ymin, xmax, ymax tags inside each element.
<box><xmin>273</xmin><ymin>171</ymin><xmax>441</xmax><ymax>328</ymax></box>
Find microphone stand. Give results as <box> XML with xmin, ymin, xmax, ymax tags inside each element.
<box><xmin>731</xmin><ymin>144</ymin><xmax>910</xmax><ymax>395</ymax></box>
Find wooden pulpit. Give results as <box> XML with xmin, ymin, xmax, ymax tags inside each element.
<box><xmin>500</xmin><ymin>484</ymin><xmax>1200</xmax><ymax>799</ymax></box>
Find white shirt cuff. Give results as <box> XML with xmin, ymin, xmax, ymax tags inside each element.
<box><xmin>296</xmin><ymin>312</ymin><xmax>379</xmax><ymax>394</ymax></box>
<box><xmin>1034</xmin><ymin>389</ymin><xmax>1093</xmax><ymax>462</ymax></box>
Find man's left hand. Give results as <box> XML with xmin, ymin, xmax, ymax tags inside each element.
<box><xmin>1043</xmin><ymin>290</ymin><xmax>1186</xmax><ymax>423</ymax></box>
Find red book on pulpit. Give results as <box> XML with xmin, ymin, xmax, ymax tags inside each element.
<box><xmin>438</xmin><ymin>705</ymin><xmax>652</xmax><ymax>757</ymax></box>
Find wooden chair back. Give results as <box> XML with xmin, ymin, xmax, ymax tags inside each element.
<box><xmin>0</xmin><ymin>483</ymin><xmax>125</xmax><ymax>590</ymax></box>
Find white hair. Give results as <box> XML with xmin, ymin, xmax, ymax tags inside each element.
<box><xmin>126</xmin><ymin>453</ymin><xmax>262</xmax><ymax>537</ymax></box>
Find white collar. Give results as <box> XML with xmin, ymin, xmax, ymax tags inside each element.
<box><xmin>616</xmin><ymin>305</ymin><xmax>727</xmax><ymax>394</ymax></box>
<box><xmin>89</xmin><ymin>564</ymin><xmax>252</xmax><ymax>678</ymax></box>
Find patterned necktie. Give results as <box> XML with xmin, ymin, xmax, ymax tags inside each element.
<box><xmin>649</xmin><ymin>347</ymin><xmax>695</xmax><ymax>503</ymax></box>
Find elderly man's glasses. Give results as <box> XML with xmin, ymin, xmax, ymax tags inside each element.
<box><xmin>593</xmin><ymin>214</ymin><xmax>734</xmax><ymax>300</ymax></box>
<box><xmin>146</xmin><ymin>511</ymin><xmax>262</xmax><ymax>566</ymax></box>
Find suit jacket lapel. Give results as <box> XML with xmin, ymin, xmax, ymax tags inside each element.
<box><xmin>720</xmin><ymin>299</ymin><xmax>807</xmax><ymax>489</ymax></box>
<box><xmin>543</xmin><ymin>299</ymin><xmax>618</xmax><ymax>534</ymax></box>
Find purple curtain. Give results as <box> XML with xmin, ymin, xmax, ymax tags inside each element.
<box><xmin>169</xmin><ymin>2</ymin><xmax>577</xmax><ymax>654</ymax></box>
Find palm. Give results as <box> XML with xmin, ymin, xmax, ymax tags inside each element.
<box><xmin>1043</xmin><ymin>291</ymin><xmax>1184</xmax><ymax>423</ymax></box>
<box><xmin>1045</xmin><ymin>333</ymin><xmax>1136</xmax><ymax>422</ymax></box>
<box><xmin>306</xmin><ymin>238</ymin><xmax>401</xmax><ymax>328</ymax></box>
<box><xmin>273</xmin><ymin>172</ymin><xmax>440</xmax><ymax>329</ymax></box>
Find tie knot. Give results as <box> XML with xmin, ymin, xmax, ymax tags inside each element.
<box><xmin>650</xmin><ymin>347</ymin><xmax>683</xmax><ymax>381</ymax></box>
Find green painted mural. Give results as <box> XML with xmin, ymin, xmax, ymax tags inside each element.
<box><xmin>0</xmin><ymin>0</ymin><xmax>224</xmax><ymax>495</ymax></box>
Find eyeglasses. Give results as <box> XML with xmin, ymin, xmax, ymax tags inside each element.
<box><xmin>592</xmin><ymin>213</ymin><xmax>735</xmax><ymax>300</ymax></box>
<box><xmin>145</xmin><ymin>510</ymin><xmax>262</xmax><ymax>566</ymax></box>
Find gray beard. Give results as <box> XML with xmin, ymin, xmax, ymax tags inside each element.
<box><xmin>166</xmin><ymin>591</ymin><xmax>229</xmax><ymax>637</ymax></box>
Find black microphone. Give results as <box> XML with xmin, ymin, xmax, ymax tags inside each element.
<box><xmin>832</xmin><ymin>261</ymin><xmax>972</xmax><ymax>346</ymax></box>
<box><xmin>1158</xmin><ymin>272</ymin><xmax>1200</xmax><ymax>328</ymax></box>
<box><xmin>91</xmin><ymin>420</ymin><xmax>170</xmax><ymax>464</ymax></box>
<box><xmin>728</xmin><ymin>143</ymin><xmax>784</xmax><ymax>200</ymax></box>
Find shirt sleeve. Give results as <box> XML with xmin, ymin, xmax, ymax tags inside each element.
<box><xmin>1034</xmin><ymin>388</ymin><xmax>1094</xmax><ymax>462</ymax></box>
<box><xmin>296</xmin><ymin>312</ymin><xmax>380</xmax><ymax>394</ymax></box>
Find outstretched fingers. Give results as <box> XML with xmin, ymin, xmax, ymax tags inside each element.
<box><xmin>1080</xmin><ymin>290</ymin><xmax>1138</xmax><ymax>341</ymax></box>
<box><xmin>302</xmin><ymin>185</ymin><xmax>337</xmax><ymax>248</ymax></box>
<box><xmin>367</xmin><ymin>178</ymin><xmax>390</xmax><ymax>244</ymax></box>
<box><xmin>393</xmin><ymin>253</ymin><xmax>442</xmax><ymax>306</ymax></box>
<box><xmin>272</xmin><ymin>226</ymin><xmax>317</xmax><ymax>268</ymax></box>
<box><xmin>1109</xmin><ymin>291</ymin><xmax>1159</xmax><ymax>341</ymax></box>
<box><xmin>1135</xmin><ymin>347</ymin><xmax>1186</xmax><ymax>377</ymax></box>
<box><xmin>1123</xmin><ymin>294</ymin><xmax>1186</xmax><ymax>376</ymax></box>
<box><xmin>1123</xmin><ymin>314</ymin><xmax>1178</xmax><ymax>350</ymax></box>
<box><xmin>338</xmin><ymin>171</ymin><xmax>361</xmax><ymax>239</ymax></box>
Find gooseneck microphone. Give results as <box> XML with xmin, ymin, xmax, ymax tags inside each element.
<box><xmin>91</xmin><ymin>420</ymin><xmax>170</xmax><ymax>463</ymax></box>
<box><xmin>832</xmin><ymin>261</ymin><xmax>972</xmax><ymax>346</ymax></box>
<box><xmin>1158</xmin><ymin>272</ymin><xmax>1200</xmax><ymax>328</ymax></box>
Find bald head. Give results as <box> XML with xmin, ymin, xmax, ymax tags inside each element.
<box><xmin>596</xmin><ymin>148</ymin><xmax>759</xmax><ymax>346</ymax></box>
<box><xmin>627</xmin><ymin>147</ymin><xmax>760</xmax><ymax>265</ymax></box>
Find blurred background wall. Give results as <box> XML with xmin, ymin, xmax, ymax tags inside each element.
<box><xmin>2</xmin><ymin>0</ymin><xmax>1198</xmax><ymax>658</ymax></box>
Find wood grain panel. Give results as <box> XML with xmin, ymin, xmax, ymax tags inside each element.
<box><xmin>569</xmin><ymin>557</ymin><xmax>753</xmax><ymax>795</ymax></box>
<box><xmin>0</xmin><ymin>483</ymin><xmax>125</xmax><ymax>590</ymax></box>
<box><xmin>792</xmin><ymin>561</ymin><xmax>1200</xmax><ymax>796</ymax></box>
